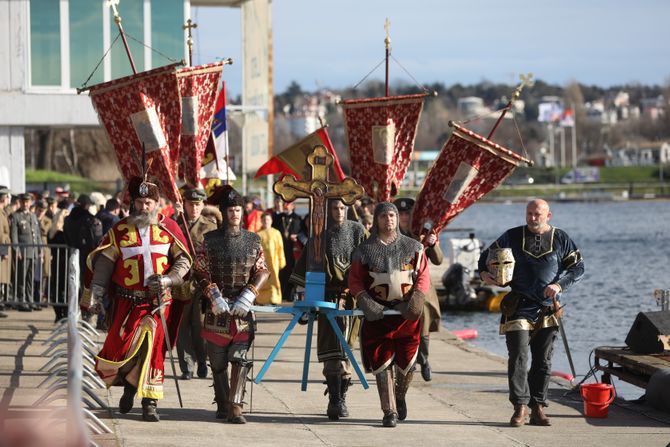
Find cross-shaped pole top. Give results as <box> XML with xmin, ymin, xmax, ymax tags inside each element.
<box><xmin>183</xmin><ymin>18</ymin><xmax>198</xmax><ymax>34</ymax></box>
<box><xmin>183</xmin><ymin>18</ymin><xmax>198</xmax><ymax>66</ymax></box>
<box><xmin>106</xmin><ymin>0</ymin><xmax>121</xmax><ymax>22</ymax></box>
<box><xmin>274</xmin><ymin>145</ymin><xmax>364</xmax><ymax>268</ymax></box>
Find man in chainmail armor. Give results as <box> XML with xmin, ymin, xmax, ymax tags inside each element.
<box><xmin>290</xmin><ymin>199</ymin><xmax>367</xmax><ymax>420</ymax></box>
<box><xmin>348</xmin><ymin>202</ymin><xmax>430</xmax><ymax>428</ymax></box>
<box><xmin>194</xmin><ymin>186</ymin><xmax>269</xmax><ymax>424</ymax></box>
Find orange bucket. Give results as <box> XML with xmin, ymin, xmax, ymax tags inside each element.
<box><xmin>580</xmin><ymin>383</ymin><xmax>615</xmax><ymax>418</ymax></box>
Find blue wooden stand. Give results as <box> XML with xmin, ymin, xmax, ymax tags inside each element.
<box><xmin>253</xmin><ymin>271</ymin><xmax>369</xmax><ymax>390</ymax></box>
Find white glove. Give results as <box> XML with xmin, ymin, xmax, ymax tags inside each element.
<box><xmin>230</xmin><ymin>288</ymin><xmax>255</xmax><ymax>318</ymax></box>
<box><xmin>207</xmin><ymin>284</ymin><xmax>229</xmax><ymax>315</ymax></box>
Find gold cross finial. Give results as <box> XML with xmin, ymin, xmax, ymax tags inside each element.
<box><xmin>384</xmin><ymin>18</ymin><xmax>391</xmax><ymax>48</ymax></box>
<box><xmin>512</xmin><ymin>72</ymin><xmax>534</xmax><ymax>102</ymax></box>
<box><xmin>183</xmin><ymin>18</ymin><xmax>198</xmax><ymax>35</ymax></box>
<box><xmin>106</xmin><ymin>0</ymin><xmax>121</xmax><ymax>20</ymax></box>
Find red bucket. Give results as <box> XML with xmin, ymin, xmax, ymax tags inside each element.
<box><xmin>580</xmin><ymin>383</ymin><xmax>615</xmax><ymax>418</ymax></box>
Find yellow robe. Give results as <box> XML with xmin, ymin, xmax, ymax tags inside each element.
<box><xmin>256</xmin><ymin>227</ymin><xmax>285</xmax><ymax>305</ymax></box>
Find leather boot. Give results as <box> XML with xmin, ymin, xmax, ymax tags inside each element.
<box><xmin>119</xmin><ymin>381</ymin><xmax>137</xmax><ymax>414</ymax></box>
<box><xmin>340</xmin><ymin>377</ymin><xmax>351</xmax><ymax>418</ymax></box>
<box><xmin>228</xmin><ymin>363</ymin><xmax>250</xmax><ymax>424</ymax></box>
<box><xmin>325</xmin><ymin>374</ymin><xmax>342</xmax><ymax>421</ymax></box>
<box><xmin>395</xmin><ymin>367</ymin><xmax>414</xmax><ymax>421</ymax></box>
<box><xmin>419</xmin><ymin>336</ymin><xmax>432</xmax><ymax>382</ymax></box>
<box><xmin>375</xmin><ymin>368</ymin><xmax>397</xmax><ymax>428</ymax></box>
<box><xmin>213</xmin><ymin>369</ymin><xmax>230</xmax><ymax>419</ymax></box>
<box><xmin>529</xmin><ymin>403</ymin><xmax>551</xmax><ymax>426</ymax></box>
<box><xmin>141</xmin><ymin>398</ymin><xmax>160</xmax><ymax>422</ymax></box>
<box><xmin>510</xmin><ymin>404</ymin><xmax>528</xmax><ymax>427</ymax></box>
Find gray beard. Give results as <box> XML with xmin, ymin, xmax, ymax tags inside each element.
<box><xmin>127</xmin><ymin>209</ymin><xmax>158</xmax><ymax>227</ymax></box>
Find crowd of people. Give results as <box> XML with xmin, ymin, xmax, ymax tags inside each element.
<box><xmin>0</xmin><ymin>180</ymin><xmax>584</xmax><ymax>429</ymax></box>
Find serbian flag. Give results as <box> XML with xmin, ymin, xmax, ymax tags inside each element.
<box><xmin>254</xmin><ymin>126</ymin><xmax>345</xmax><ymax>181</ymax></box>
<box><xmin>176</xmin><ymin>62</ymin><xmax>224</xmax><ymax>186</ymax></box>
<box><xmin>87</xmin><ymin>63</ymin><xmax>182</xmax><ymax>202</ymax></box>
<box><xmin>411</xmin><ymin>122</ymin><xmax>532</xmax><ymax>236</ymax></box>
<box><xmin>341</xmin><ymin>93</ymin><xmax>426</xmax><ymax>202</ymax></box>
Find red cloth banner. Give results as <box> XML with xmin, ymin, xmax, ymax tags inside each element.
<box><xmin>88</xmin><ymin>63</ymin><xmax>182</xmax><ymax>202</ymax></box>
<box><xmin>255</xmin><ymin>127</ymin><xmax>345</xmax><ymax>181</ymax></box>
<box><xmin>411</xmin><ymin>123</ymin><xmax>531</xmax><ymax>236</ymax></box>
<box><xmin>341</xmin><ymin>93</ymin><xmax>426</xmax><ymax>202</ymax></box>
<box><xmin>176</xmin><ymin>62</ymin><xmax>224</xmax><ymax>186</ymax></box>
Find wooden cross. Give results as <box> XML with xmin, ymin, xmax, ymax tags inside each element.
<box><xmin>183</xmin><ymin>18</ymin><xmax>198</xmax><ymax>66</ymax></box>
<box><xmin>274</xmin><ymin>145</ymin><xmax>364</xmax><ymax>270</ymax></box>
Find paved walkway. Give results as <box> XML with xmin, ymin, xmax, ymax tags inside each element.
<box><xmin>1</xmin><ymin>308</ymin><xmax>670</xmax><ymax>447</ymax></box>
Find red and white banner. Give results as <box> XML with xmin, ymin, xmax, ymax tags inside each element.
<box><xmin>341</xmin><ymin>93</ymin><xmax>426</xmax><ymax>202</ymax></box>
<box><xmin>176</xmin><ymin>62</ymin><xmax>224</xmax><ymax>186</ymax></box>
<box><xmin>88</xmin><ymin>63</ymin><xmax>182</xmax><ymax>202</ymax></box>
<box><xmin>411</xmin><ymin>123</ymin><xmax>531</xmax><ymax>236</ymax></box>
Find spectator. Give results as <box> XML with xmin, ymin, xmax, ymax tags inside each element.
<box><xmin>0</xmin><ymin>186</ymin><xmax>11</xmax><ymax>317</ymax></box>
<box><xmin>48</xmin><ymin>205</ymin><xmax>70</xmax><ymax>322</ymax></box>
<box><xmin>96</xmin><ymin>198</ymin><xmax>121</xmax><ymax>235</ymax></box>
<box><xmin>11</xmin><ymin>193</ymin><xmax>42</xmax><ymax>311</ymax></box>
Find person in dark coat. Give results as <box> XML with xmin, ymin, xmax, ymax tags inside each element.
<box><xmin>96</xmin><ymin>198</ymin><xmax>121</xmax><ymax>235</ymax></box>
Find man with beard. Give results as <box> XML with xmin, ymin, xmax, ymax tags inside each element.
<box><xmin>289</xmin><ymin>199</ymin><xmax>367</xmax><ymax>421</ymax></box>
<box><xmin>478</xmin><ymin>199</ymin><xmax>584</xmax><ymax>427</ymax></box>
<box><xmin>174</xmin><ymin>187</ymin><xmax>217</xmax><ymax>380</ymax></box>
<box><xmin>394</xmin><ymin>197</ymin><xmax>443</xmax><ymax>382</ymax></box>
<box><xmin>82</xmin><ymin>177</ymin><xmax>192</xmax><ymax>422</ymax></box>
<box><xmin>349</xmin><ymin>202</ymin><xmax>430</xmax><ymax>428</ymax></box>
<box><xmin>193</xmin><ymin>186</ymin><xmax>269</xmax><ymax>424</ymax></box>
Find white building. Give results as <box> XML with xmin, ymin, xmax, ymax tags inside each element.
<box><xmin>0</xmin><ymin>0</ymin><xmax>271</xmax><ymax>193</ymax></box>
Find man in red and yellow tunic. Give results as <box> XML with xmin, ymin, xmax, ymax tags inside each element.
<box><xmin>82</xmin><ymin>177</ymin><xmax>191</xmax><ymax>422</ymax></box>
<box><xmin>349</xmin><ymin>201</ymin><xmax>430</xmax><ymax>428</ymax></box>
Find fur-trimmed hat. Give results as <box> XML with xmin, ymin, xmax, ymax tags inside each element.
<box><xmin>219</xmin><ymin>185</ymin><xmax>244</xmax><ymax>210</ymax></box>
<box><xmin>128</xmin><ymin>176</ymin><xmax>160</xmax><ymax>202</ymax></box>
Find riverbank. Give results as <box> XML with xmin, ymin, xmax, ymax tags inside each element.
<box><xmin>1</xmin><ymin>308</ymin><xmax>669</xmax><ymax>446</ymax></box>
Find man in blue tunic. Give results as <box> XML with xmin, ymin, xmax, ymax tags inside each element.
<box><xmin>478</xmin><ymin>199</ymin><xmax>584</xmax><ymax>428</ymax></box>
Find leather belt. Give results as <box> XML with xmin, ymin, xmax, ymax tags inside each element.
<box><xmin>115</xmin><ymin>286</ymin><xmax>153</xmax><ymax>304</ymax></box>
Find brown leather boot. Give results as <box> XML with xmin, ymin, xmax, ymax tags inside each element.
<box><xmin>510</xmin><ymin>404</ymin><xmax>528</xmax><ymax>427</ymax></box>
<box><xmin>529</xmin><ymin>404</ymin><xmax>551</xmax><ymax>426</ymax></box>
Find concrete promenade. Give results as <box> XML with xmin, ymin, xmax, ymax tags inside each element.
<box><xmin>1</xmin><ymin>308</ymin><xmax>670</xmax><ymax>447</ymax></box>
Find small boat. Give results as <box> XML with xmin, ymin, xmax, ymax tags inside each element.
<box><xmin>437</xmin><ymin>230</ymin><xmax>508</xmax><ymax>312</ymax></box>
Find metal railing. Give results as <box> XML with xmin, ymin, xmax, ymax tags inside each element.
<box><xmin>0</xmin><ymin>243</ymin><xmax>78</xmax><ymax>310</ymax></box>
<box><xmin>30</xmin><ymin>248</ymin><xmax>112</xmax><ymax>446</ymax></box>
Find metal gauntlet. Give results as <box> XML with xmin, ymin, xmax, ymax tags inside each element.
<box><xmin>357</xmin><ymin>292</ymin><xmax>385</xmax><ymax>321</ymax></box>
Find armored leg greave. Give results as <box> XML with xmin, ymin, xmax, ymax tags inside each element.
<box><xmin>395</xmin><ymin>366</ymin><xmax>414</xmax><ymax>421</ymax></box>
<box><xmin>375</xmin><ymin>367</ymin><xmax>397</xmax><ymax>428</ymax></box>
<box><xmin>228</xmin><ymin>363</ymin><xmax>251</xmax><ymax>424</ymax></box>
<box><xmin>213</xmin><ymin>369</ymin><xmax>230</xmax><ymax>419</ymax></box>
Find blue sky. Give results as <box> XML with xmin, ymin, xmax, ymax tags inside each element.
<box><xmin>193</xmin><ymin>0</ymin><xmax>670</xmax><ymax>96</ymax></box>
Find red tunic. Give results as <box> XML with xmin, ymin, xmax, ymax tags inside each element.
<box><xmin>86</xmin><ymin>215</ymin><xmax>191</xmax><ymax>400</ymax></box>
<box><xmin>349</xmin><ymin>250</ymin><xmax>430</xmax><ymax>375</ymax></box>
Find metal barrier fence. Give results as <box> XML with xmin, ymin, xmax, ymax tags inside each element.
<box><xmin>29</xmin><ymin>248</ymin><xmax>112</xmax><ymax>446</ymax></box>
<box><xmin>0</xmin><ymin>243</ymin><xmax>78</xmax><ymax>311</ymax></box>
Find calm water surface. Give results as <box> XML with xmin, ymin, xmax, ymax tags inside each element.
<box><xmin>439</xmin><ymin>200</ymin><xmax>670</xmax><ymax>399</ymax></box>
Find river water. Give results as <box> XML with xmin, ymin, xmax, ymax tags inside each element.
<box><xmin>439</xmin><ymin>199</ymin><xmax>670</xmax><ymax>400</ymax></box>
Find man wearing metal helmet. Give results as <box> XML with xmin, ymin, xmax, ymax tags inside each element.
<box><xmin>478</xmin><ymin>199</ymin><xmax>584</xmax><ymax>428</ymax></box>
<box><xmin>193</xmin><ymin>186</ymin><xmax>269</xmax><ymax>424</ymax></box>
<box><xmin>349</xmin><ymin>201</ymin><xmax>430</xmax><ymax>428</ymax></box>
<box><xmin>83</xmin><ymin>177</ymin><xmax>192</xmax><ymax>422</ymax></box>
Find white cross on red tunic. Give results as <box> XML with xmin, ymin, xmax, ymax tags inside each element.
<box><xmin>120</xmin><ymin>225</ymin><xmax>171</xmax><ymax>286</ymax></box>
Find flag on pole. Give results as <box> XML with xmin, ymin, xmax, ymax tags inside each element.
<box><xmin>200</xmin><ymin>83</ymin><xmax>235</xmax><ymax>201</ymax></box>
<box><xmin>411</xmin><ymin>123</ymin><xmax>531</xmax><ymax>236</ymax></box>
<box><xmin>176</xmin><ymin>62</ymin><xmax>224</xmax><ymax>186</ymax></box>
<box><xmin>87</xmin><ymin>63</ymin><xmax>182</xmax><ymax>202</ymax></box>
<box><xmin>341</xmin><ymin>93</ymin><xmax>426</xmax><ymax>202</ymax></box>
<box><xmin>254</xmin><ymin>126</ymin><xmax>345</xmax><ymax>181</ymax></box>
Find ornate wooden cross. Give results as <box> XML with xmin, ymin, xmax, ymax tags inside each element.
<box><xmin>274</xmin><ymin>145</ymin><xmax>364</xmax><ymax>271</ymax></box>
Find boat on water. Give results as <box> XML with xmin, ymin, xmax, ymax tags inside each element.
<box><xmin>437</xmin><ymin>229</ymin><xmax>508</xmax><ymax>312</ymax></box>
